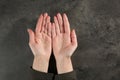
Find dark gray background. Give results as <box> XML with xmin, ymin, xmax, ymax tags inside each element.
<box><xmin>0</xmin><ymin>0</ymin><xmax>120</xmax><ymax>80</ymax></box>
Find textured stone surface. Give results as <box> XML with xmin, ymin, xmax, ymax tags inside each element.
<box><xmin>0</xmin><ymin>0</ymin><xmax>120</xmax><ymax>80</ymax></box>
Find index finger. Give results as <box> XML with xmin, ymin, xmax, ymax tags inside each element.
<box><xmin>35</xmin><ymin>14</ymin><xmax>43</xmax><ymax>33</ymax></box>
<box><xmin>63</xmin><ymin>13</ymin><xmax>70</xmax><ymax>34</ymax></box>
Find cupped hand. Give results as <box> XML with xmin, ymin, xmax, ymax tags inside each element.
<box><xmin>52</xmin><ymin>13</ymin><xmax>78</xmax><ymax>74</ymax></box>
<box><xmin>52</xmin><ymin>13</ymin><xmax>78</xmax><ymax>60</ymax></box>
<box><xmin>27</xmin><ymin>13</ymin><xmax>52</xmax><ymax>60</ymax></box>
<box><xmin>27</xmin><ymin>13</ymin><xmax>52</xmax><ymax>72</ymax></box>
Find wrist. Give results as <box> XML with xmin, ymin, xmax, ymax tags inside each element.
<box><xmin>32</xmin><ymin>56</ymin><xmax>49</xmax><ymax>73</ymax></box>
<box><xmin>56</xmin><ymin>57</ymin><xmax>73</xmax><ymax>74</ymax></box>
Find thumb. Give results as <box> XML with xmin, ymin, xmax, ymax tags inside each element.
<box><xmin>27</xmin><ymin>28</ymin><xmax>35</xmax><ymax>44</ymax></box>
<box><xmin>70</xmin><ymin>29</ymin><xmax>78</xmax><ymax>47</ymax></box>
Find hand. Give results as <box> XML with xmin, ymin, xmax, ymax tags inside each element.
<box><xmin>52</xmin><ymin>13</ymin><xmax>78</xmax><ymax>74</ymax></box>
<box><xmin>27</xmin><ymin>13</ymin><xmax>52</xmax><ymax>72</ymax></box>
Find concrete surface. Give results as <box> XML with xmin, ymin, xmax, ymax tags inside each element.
<box><xmin>0</xmin><ymin>0</ymin><xmax>120</xmax><ymax>80</ymax></box>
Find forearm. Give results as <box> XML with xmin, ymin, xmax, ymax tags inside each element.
<box><xmin>32</xmin><ymin>56</ymin><xmax>49</xmax><ymax>73</ymax></box>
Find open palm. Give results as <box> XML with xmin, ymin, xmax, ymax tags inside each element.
<box><xmin>27</xmin><ymin>13</ymin><xmax>52</xmax><ymax>61</ymax></box>
<box><xmin>52</xmin><ymin>13</ymin><xmax>78</xmax><ymax>60</ymax></box>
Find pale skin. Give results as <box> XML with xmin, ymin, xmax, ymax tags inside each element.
<box><xmin>27</xmin><ymin>13</ymin><xmax>78</xmax><ymax>74</ymax></box>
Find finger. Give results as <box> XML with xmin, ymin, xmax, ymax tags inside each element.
<box><xmin>44</xmin><ymin>16</ymin><xmax>50</xmax><ymax>34</ymax></box>
<box><xmin>35</xmin><ymin>14</ymin><xmax>43</xmax><ymax>33</ymax></box>
<box><xmin>63</xmin><ymin>13</ymin><xmax>70</xmax><ymax>34</ymax></box>
<box><xmin>27</xmin><ymin>28</ymin><xmax>35</xmax><ymax>44</ymax></box>
<box><xmin>54</xmin><ymin>16</ymin><xmax>60</xmax><ymax>35</ymax></box>
<box><xmin>41</xmin><ymin>13</ymin><xmax>48</xmax><ymax>32</ymax></box>
<box><xmin>47</xmin><ymin>16</ymin><xmax>50</xmax><ymax>23</ymax></box>
<box><xmin>51</xmin><ymin>23</ymin><xmax>56</xmax><ymax>39</ymax></box>
<box><xmin>47</xmin><ymin>22</ymin><xmax>51</xmax><ymax>37</ymax></box>
<box><xmin>44</xmin><ymin>23</ymin><xmax>47</xmax><ymax>34</ymax></box>
<box><xmin>57</xmin><ymin>13</ymin><xmax>64</xmax><ymax>33</ymax></box>
<box><xmin>71</xmin><ymin>29</ymin><xmax>78</xmax><ymax>47</ymax></box>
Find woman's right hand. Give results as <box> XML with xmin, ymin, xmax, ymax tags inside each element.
<box><xmin>27</xmin><ymin>13</ymin><xmax>52</xmax><ymax>72</ymax></box>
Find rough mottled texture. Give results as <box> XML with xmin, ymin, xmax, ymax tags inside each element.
<box><xmin>0</xmin><ymin>0</ymin><xmax>120</xmax><ymax>80</ymax></box>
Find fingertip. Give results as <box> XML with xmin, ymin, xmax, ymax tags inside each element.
<box><xmin>57</xmin><ymin>13</ymin><xmax>62</xmax><ymax>21</ymax></box>
<box><xmin>48</xmin><ymin>16</ymin><xmax>51</xmax><ymax>20</ymax></box>
<box><xmin>47</xmin><ymin>16</ymin><xmax>50</xmax><ymax>23</ymax></box>
<box><xmin>38</xmin><ymin>14</ymin><xmax>43</xmax><ymax>22</ymax></box>
<box><xmin>27</xmin><ymin>28</ymin><xmax>31</xmax><ymax>33</ymax></box>
<box><xmin>54</xmin><ymin>16</ymin><xmax>55</xmax><ymax>20</ymax></box>
<box><xmin>39</xmin><ymin>14</ymin><xmax>43</xmax><ymax>20</ymax></box>
<box><xmin>41</xmin><ymin>14</ymin><xmax>43</xmax><ymax>18</ymax></box>
<box><xmin>39</xmin><ymin>14</ymin><xmax>43</xmax><ymax>18</ymax></box>
<box><xmin>57</xmin><ymin>12</ymin><xmax>60</xmax><ymax>15</ymax></box>
<box><xmin>44</xmin><ymin>12</ymin><xmax>48</xmax><ymax>16</ymax></box>
<box><xmin>72</xmin><ymin>29</ymin><xmax>75</xmax><ymax>34</ymax></box>
<box><xmin>27</xmin><ymin>28</ymin><xmax>29</xmax><ymax>32</ymax></box>
<box><xmin>28</xmin><ymin>29</ymin><xmax>34</xmax><ymax>35</ymax></box>
<box><xmin>63</xmin><ymin>13</ymin><xmax>67</xmax><ymax>16</ymax></box>
<box><xmin>72</xmin><ymin>29</ymin><xmax>76</xmax><ymax>37</ymax></box>
<box><xmin>63</xmin><ymin>13</ymin><xmax>66</xmax><ymax>20</ymax></box>
<box><xmin>63</xmin><ymin>13</ymin><xmax>66</xmax><ymax>17</ymax></box>
<box><xmin>54</xmin><ymin>16</ymin><xmax>57</xmax><ymax>20</ymax></box>
<box><xmin>63</xmin><ymin>13</ymin><xmax>68</xmax><ymax>20</ymax></box>
<box><xmin>47</xmin><ymin>16</ymin><xmax>50</xmax><ymax>18</ymax></box>
<box><xmin>43</xmin><ymin>13</ymin><xmax>48</xmax><ymax>18</ymax></box>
